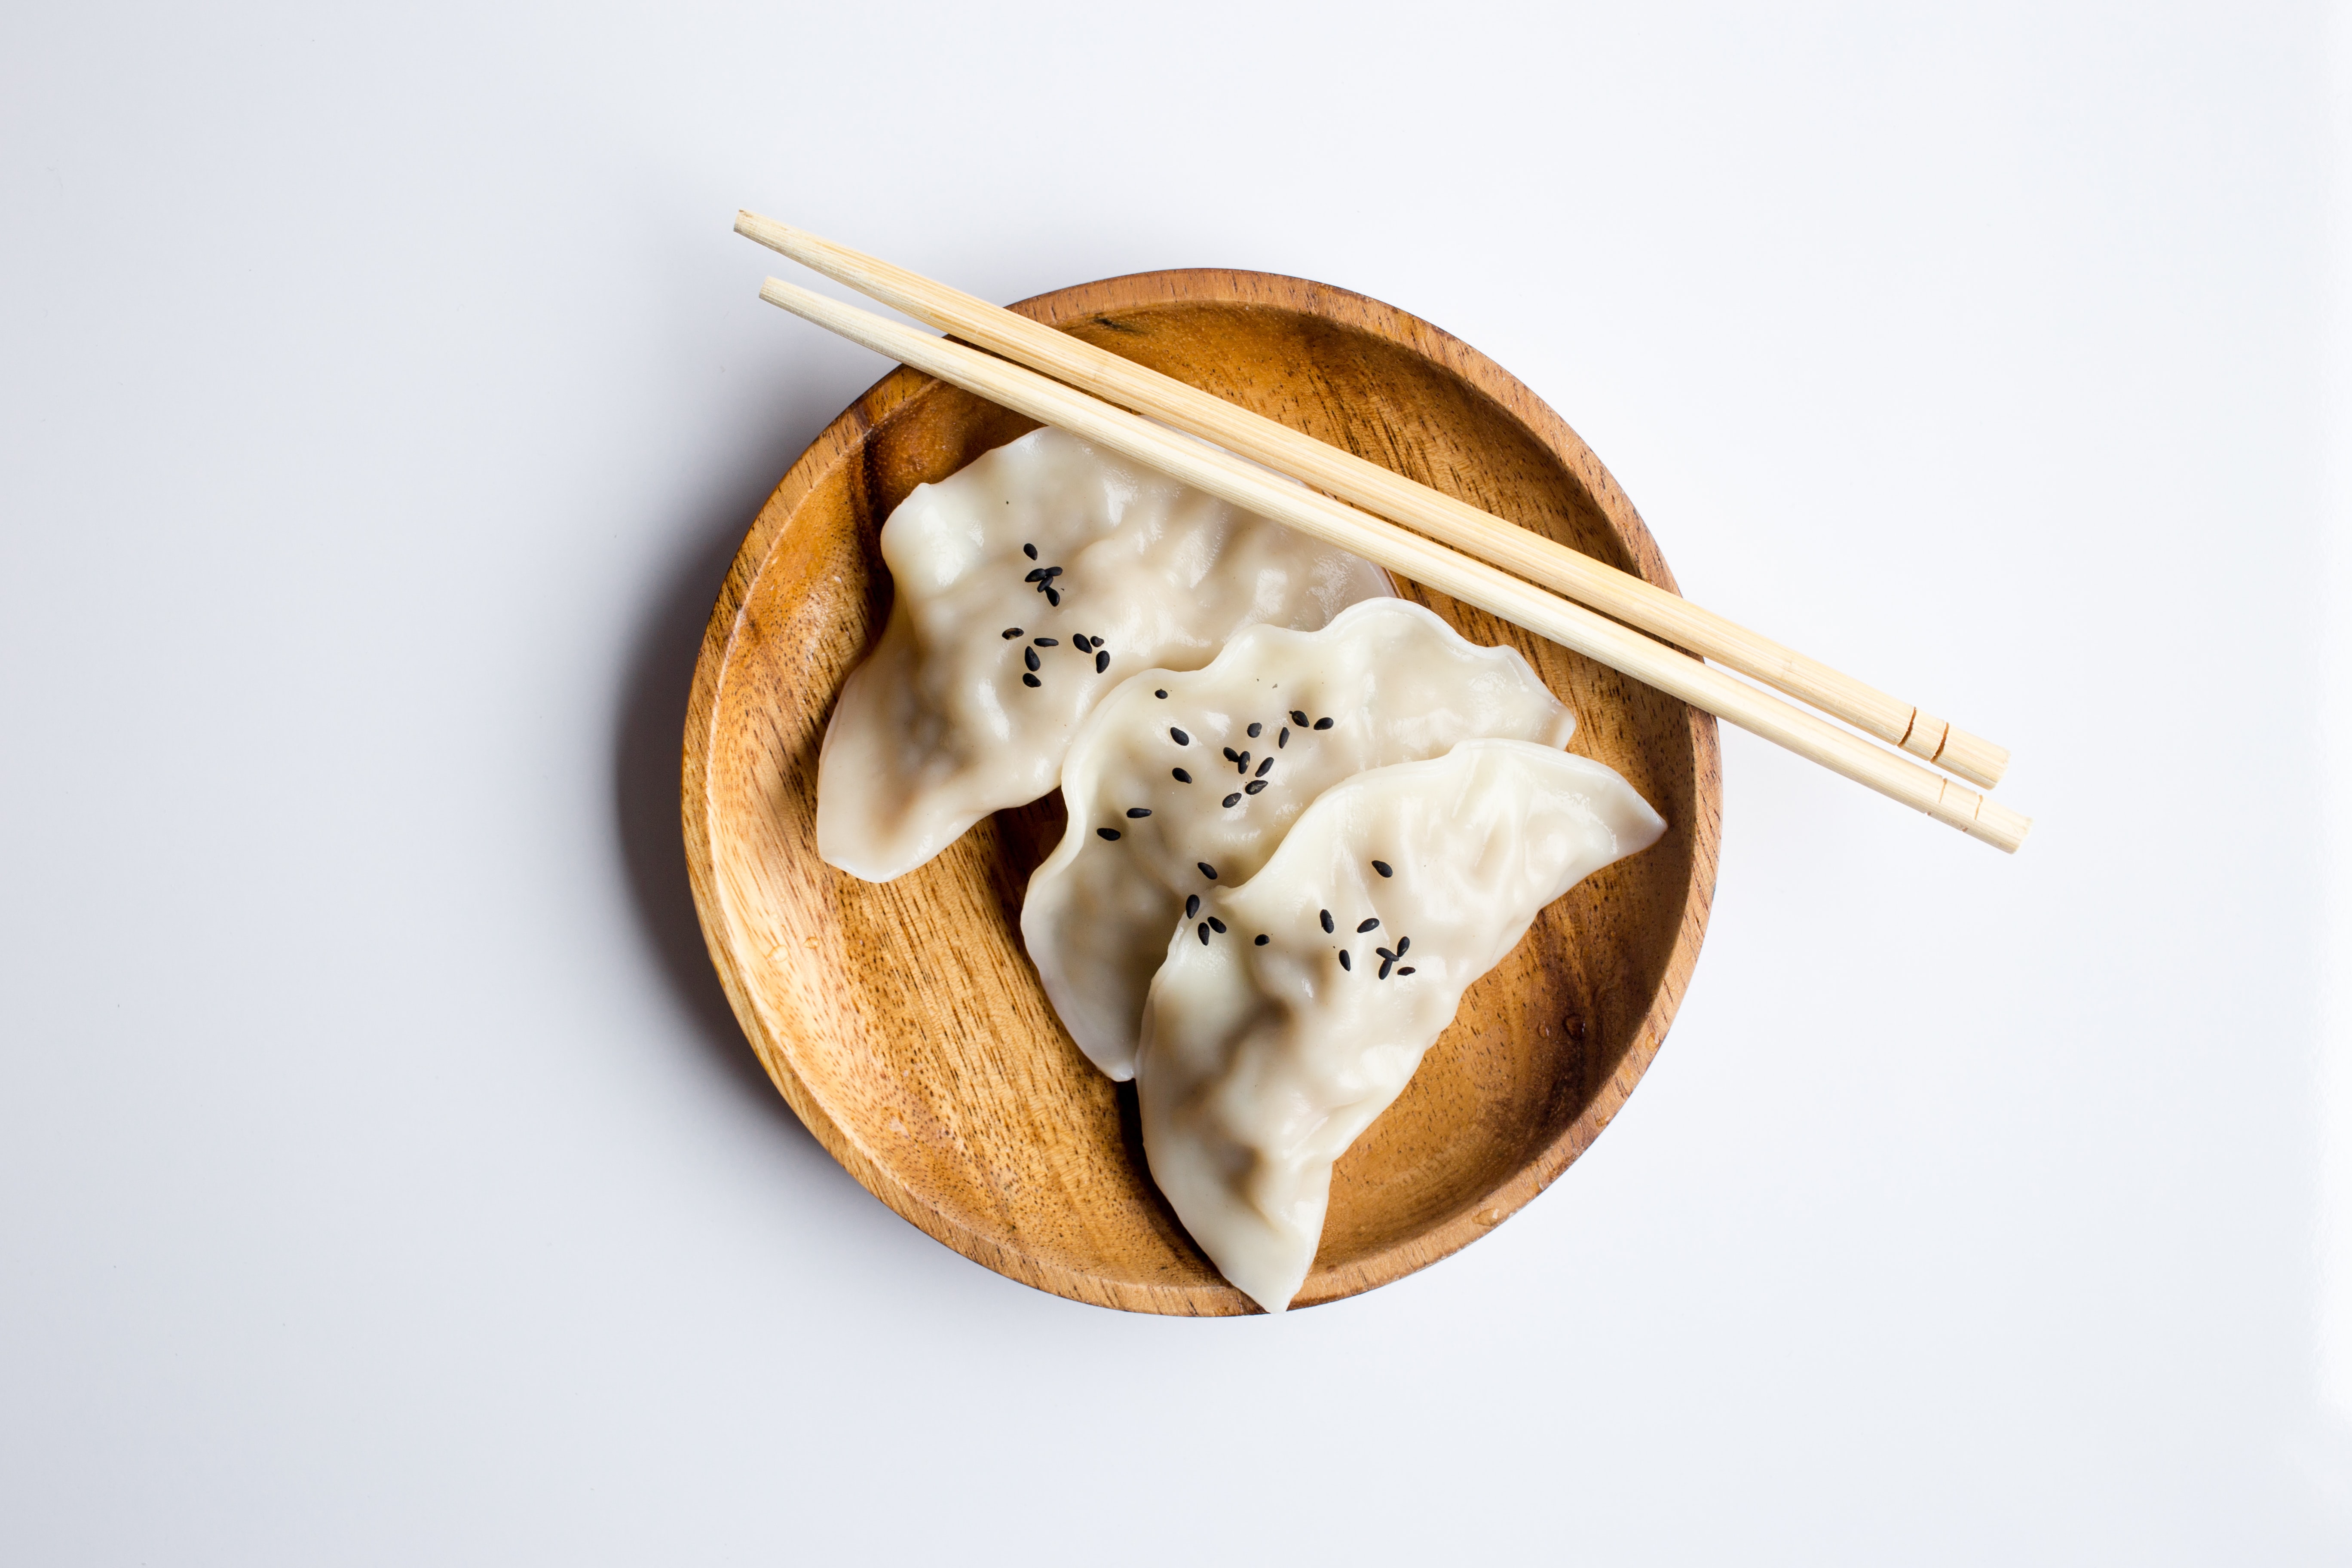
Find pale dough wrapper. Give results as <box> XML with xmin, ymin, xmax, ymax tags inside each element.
<box><xmin>816</xmin><ymin>426</ymin><xmax>1393</xmax><ymax>882</ymax></box>
<box><xmin>1024</xmin><ymin>599</ymin><xmax>1574</xmax><ymax>1081</ymax></box>
<box><xmin>1134</xmin><ymin>739</ymin><xmax>1667</xmax><ymax>1313</ymax></box>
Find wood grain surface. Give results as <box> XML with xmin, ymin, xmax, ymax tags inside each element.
<box><xmin>682</xmin><ymin>270</ymin><xmax>1723</xmax><ymax>1314</ymax></box>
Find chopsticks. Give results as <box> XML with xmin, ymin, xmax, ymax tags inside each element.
<box><xmin>749</xmin><ymin>274</ymin><xmax>2031</xmax><ymax>854</ymax></box>
<box><xmin>743</xmin><ymin>259</ymin><xmax>2032</xmax><ymax>854</ymax></box>
<box><xmin>736</xmin><ymin>211</ymin><xmax>2010</xmax><ymax>795</ymax></box>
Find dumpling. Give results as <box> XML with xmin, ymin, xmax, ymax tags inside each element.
<box><xmin>817</xmin><ymin>426</ymin><xmax>1393</xmax><ymax>882</ymax></box>
<box><xmin>1023</xmin><ymin>599</ymin><xmax>1575</xmax><ymax>1081</ymax></box>
<box><xmin>1134</xmin><ymin>739</ymin><xmax>1667</xmax><ymax>1313</ymax></box>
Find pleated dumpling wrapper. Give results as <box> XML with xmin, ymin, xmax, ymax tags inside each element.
<box><xmin>816</xmin><ymin>426</ymin><xmax>1393</xmax><ymax>882</ymax></box>
<box><xmin>1135</xmin><ymin>738</ymin><xmax>1667</xmax><ymax>1313</ymax></box>
<box><xmin>1024</xmin><ymin>599</ymin><xmax>1574</xmax><ymax>1082</ymax></box>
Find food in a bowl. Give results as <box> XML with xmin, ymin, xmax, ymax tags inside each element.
<box><xmin>1023</xmin><ymin>597</ymin><xmax>1574</xmax><ymax>1081</ymax></box>
<box><xmin>1132</xmin><ymin>739</ymin><xmax>1665</xmax><ymax>1312</ymax></box>
<box><xmin>816</xmin><ymin>426</ymin><xmax>1391</xmax><ymax>882</ymax></box>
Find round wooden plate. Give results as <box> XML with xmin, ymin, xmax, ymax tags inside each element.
<box><xmin>683</xmin><ymin>270</ymin><xmax>1721</xmax><ymax>1314</ymax></box>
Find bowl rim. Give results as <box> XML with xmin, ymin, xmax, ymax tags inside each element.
<box><xmin>682</xmin><ymin>267</ymin><xmax>1723</xmax><ymax>1313</ymax></box>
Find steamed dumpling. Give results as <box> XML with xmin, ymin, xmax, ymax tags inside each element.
<box><xmin>1023</xmin><ymin>599</ymin><xmax>1575</xmax><ymax>1081</ymax></box>
<box><xmin>817</xmin><ymin>426</ymin><xmax>1393</xmax><ymax>882</ymax></box>
<box><xmin>1135</xmin><ymin>739</ymin><xmax>1667</xmax><ymax>1313</ymax></box>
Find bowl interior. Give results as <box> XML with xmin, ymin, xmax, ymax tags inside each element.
<box><xmin>684</xmin><ymin>270</ymin><xmax>1720</xmax><ymax>1314</ymax></box>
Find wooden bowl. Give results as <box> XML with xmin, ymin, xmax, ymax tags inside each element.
<box><xmin>683</xmin><ymin>270</ymin><xmax>1721</xmax><ymax>1314</ymax></box>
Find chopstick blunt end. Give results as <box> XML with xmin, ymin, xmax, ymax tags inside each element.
<box><xmin>1969</xmin><ymin>798</ymin><xmax>2033</xmax><ymax>854</ymax></box>
<box><xmin>1926</xmin><ymin>775</ymin><xmax>2030</xmax><ymax>854</ymax></box>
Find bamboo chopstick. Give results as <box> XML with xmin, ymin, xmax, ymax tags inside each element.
<box><xmin>753</xmin><ymin>274</ymin><xmax>2031</xmax><ymax>854</ymax></box>
<box><xmin>735</xmin><ymin>210</ymin><xmax>2011</xmax><ymax>792</ymax></box>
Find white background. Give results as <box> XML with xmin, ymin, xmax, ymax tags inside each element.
<box><xmin>5</xmin><ymin>1</ymin><xmax>2347</xmax><ymax>1561</ymax></box>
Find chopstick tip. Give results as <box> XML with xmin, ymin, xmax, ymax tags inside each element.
<box><xmin>735</xmin><ymin>209</ymin><xmax>791</xmax><ymax>251</ymax></box>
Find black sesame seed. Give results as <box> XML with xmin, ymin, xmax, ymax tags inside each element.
<box><xmin>1155</xmin><ymin>689</ymin><xmax>1168</xmax><ymax>699</ymax></box>
<box><xmin>1071</xmin><ymin>634</ymin><xmax>1091</xmax><ymax>652</ymax></box>
<box><xmin>1253</xmin><ymin>934</ymin><xmax>1269</xmax><ymax>946</ymax></box>
<box><xmin>1095</xmin><ymin>650</ymin><xmax>1109</xmax><ymax>673</ymax></box>
<box><xmin>1320</xmin><ymin>910</ymin><xmax>1335</xmax><ymax>934</ymax></box>
<box><xmin>1023</xmin><ymin>647</ymin><xmax>1040</xmax><ymax>671</ymax></box>
<box><xmin>1357</xmin><ymin>917</ymin><xmax>1380</xmax><ymax>933</ymax></box>
<box><xmin>1396</xmin><ymin>936</ymin><xmax>1409</xmax><ymax>954</ymax></box>
<box><xmin>1235</xmin><ymin>751</ymin><xmax>1251</xmax><ymax>771</ymax></box>
<box><xmin>1023</xmin><ymin>543</ymin><xmax>1038</xmax><ymax>560</ymax></box>
<box><xmin>1021</xmin><ymin>672</ymin><xmax>1041</xmax><ymax>688</ymax></box>
<box><xmin>1243</xmin><ymin>780</ymin><xmax>1268</xmax><ymax>795</ymax></box>
<box><xmin>1097</xmin><ymin>827</ymin><xmax>1120</xmax><ymax>841</ymax></box>
<box><xmin>1001</xmin><ymin>627</ymin><xmax>1023</xmax><ymax>639</ymax></box>
<box><xmin>1222</xmin><ymin>747</ymin><xmax>1239</xmax><ymax>763</ymax></box>
<box><xmin>1376</xmin><ymin>947</ymin><xmax>1396</xmax><ymax>961</ymax></box>
<box><xmin>1126</xmin><ymin>807</ymin><xmax>1152</xmax><ymax>818</ymax></box>
<box><xmin>1222</xmin><ymin>792</ymin><xmax>1241</xmax><ymax>808</ymax></box>
<box><xmin>1172</xmin><ymin>768</ymin><xmax>1191</xmax><ymax>783</ymax></box>
<box><xmin>1378</xmin><ymin>957</ymin><xmax>1394</xmax><ymax>979</ymax></box>
<box><xmin>1197</xmin><ymin>862</ymin><xmax>1218</xmax><ymax>881</ymax></box>
<box><xmin>1338</xmin><ymin>950</ymin><xmax>1352</xmax><ymax>971</ymax></box>
<box><xmin>1372</xmin><ymin>860</ymin><xmax>1393</xmax><ymax>877</ymax></box>
<box><xmin>1032</xmin><ymin>637</ymin><xmax>1057</xmax><ymax>647</ymax></box>
<box><xmin>1277</xmin><ymin>728</ymin><xmax>1289</xmax><ymax>747</ymax></box>
<box><xmin>1396</xmin><ymin>966</ymin><xmax>1415</xmax><ymax>976</ymax></box>
<box><xmin>1185</xmin><ymin>894</ymin><xmax>1200</xmax><ymax>919</ymax></box>
<box><xmin>1314</xmin><ymin>716</ymin><xmax>1334</xmax><ymax>730</ymax></box>
<box><xmin>1170</xmin><ymin>728</ymin><xmax>1189</xmax><ymax>745</ymax></box>
<box><xmin>1197</xmin><ymin>922</ymin><xmax>1210</xmax><ymax>945</ymax></box>
<box><xmin>1041</xmin><ymin>565</ymin><xmax>1063</xmax><ymax>578</ymax></box>
<box><xmin>1246</xmin><ymin>723</ymin><xmax>1262</xmax><ymax>738</ymax></box>
<box><xmin>1044</xmin><ymin>588</ymin><xmax>1060</xmax><ymax>606</ymax></box>
<box><xmin>1290</xmin><ymin>710</ymin><xmax>1309</xmax><ymax>726</ymax></box>
<box><xmin>1254</xmin><ymin>756</ymin><xmax>1274</xmax><ymax>777</ymax></box>
<box><xmin>1208</xmin><ymin>917</ymin><xmax>1226</xmax><ymax>934</ymax></box>
<box><xmin>1024</xmin><ymin>568</ymin><xmax>1047</xmax><ymax>582</ymax></box>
